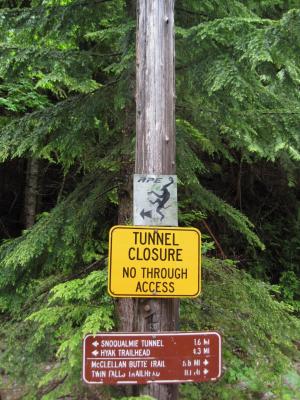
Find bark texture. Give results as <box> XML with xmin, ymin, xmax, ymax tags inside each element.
<box><xmin>136</xmin><ymin>1</ymin><xmax>178</xmax><ymax>399</ymax></box>
<box><xmin>116</xmin><ymin>1</ymin><xmax>136</xmax><ymax>396</ymax></box>
<box><xmin>117</xmin><ymin>173</ymin><xmax>135</xmax><ymax>333</ymax></box>
<box><xmin>136</xmin><ymin>0</ymin><xmax>176</xmax><ymax>175</ymax></box>
<box><xmin>23</xmin><ymin>158</ymin><xmax>39</xmax><ymax>228</ymax></box>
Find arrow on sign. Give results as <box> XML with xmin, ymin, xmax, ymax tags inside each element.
<box><xmin>92</xmin><ymin>340</ymin><xmax>99</xmax><ymax>347</ymax></box>
<box><xmin>140</xmin><ymin>209</ymin><xmax>152</xmax><ymax>219</ymax></box>
<box><xmin>92</xmin><ymin>350</ymin><xmax>99</xmax><ymax>357</ymax></box>
<box><xmin>203</xmin><ymin>359</ymin><xmax>209</xmax><ymax>366</ymax></box>
<box><xmin>203</xmin><ymin>369</ymin><xmax>209</xmax><ymax>375</ymax></box>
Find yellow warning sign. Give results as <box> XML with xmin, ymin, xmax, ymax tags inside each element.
<box><xmin>108</xmin><ymin>225</ymin><xmax>201</xmax><ymax>298</ymax></box>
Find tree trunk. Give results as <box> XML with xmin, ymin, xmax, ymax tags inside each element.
<box><xmin>136</xmin><ymin>0</ymin><xmax>176</xmax><ymax>174</ymax></box>
<box><xmin>135</xmin><ymin>1</ymin><xmax>178</xmax><ymax>399</ymax></box>
<box><xmin>117</xmin><ymin>174</ymin><xmax>135</xmax><ymax>333</ymax></box>
<box><xmin>23</xmin><ymin>158</ymin><xmax>39</xmax><ymax>228</ymax></box>
<box><xmin>116</xmin><ymin>0</ymin><xmax>136</xmax><ymax>332</ymax></box>
<box><xmin>116</xmin><ymin>0</ymin><xmax>136</xmax><ymax>385</ymax></box>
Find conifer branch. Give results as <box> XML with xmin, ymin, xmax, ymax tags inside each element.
<box><xmin>0</xmin><ymin>0</ymin><xmax>113</xmax><ymax>16</ymax></box>
<box><xmin>175</xmin><ymin>6</ymin><xmax>209</xmax><ymax>19</ymax></box>
<box><xmin>21</xmin><ymin>258</ymin><xmax>107</xmax><ymax>313</ymax></box>
<box><xmin>0</xmin><ymin>46</ymin><xmax>123</xmax><ymax>58</ymax></box>
<box><xmin>202</xmin><ymin>220</ymin><xmax>226</xmax><ymax>259</ymax></box>
<box><xmin>37</xmin><ymin>374</ymin><xmax>68</xmax><ymax>398</ymax></box>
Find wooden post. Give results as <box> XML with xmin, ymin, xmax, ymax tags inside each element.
<box><xmin>135</xmin><ymin>1</ymin><xmax>178</xmax><ymax>399</ymax></box>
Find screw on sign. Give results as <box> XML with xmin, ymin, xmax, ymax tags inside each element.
<box><xmin>83</xmin><ymin>332</ymin><xmax>222</xmax><ymax>385</ymax></box>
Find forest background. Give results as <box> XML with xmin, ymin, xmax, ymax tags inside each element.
<box><xmin>0</xmin><ymin>0</ymin><xmax>299</xmax><ymax>399</ymax></box>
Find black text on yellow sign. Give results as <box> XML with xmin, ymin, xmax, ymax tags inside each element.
<box><xmin>108</xmin><ymin>226</ymin><xmax>201</xmax><ymax>298</ymax></box>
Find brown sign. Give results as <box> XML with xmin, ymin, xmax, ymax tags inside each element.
<box><xmin>83</xmin><ymin>332</ymin><xmax>221</xmax><ymax>385</ymax></box>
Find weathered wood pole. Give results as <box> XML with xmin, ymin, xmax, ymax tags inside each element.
<box><xmin>135</xmin><ymin>1</ymin><xmax>178</xmax><ymax>399</ymax></box>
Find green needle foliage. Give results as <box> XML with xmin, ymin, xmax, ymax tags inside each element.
<box><xmin>181</xmin><ymin>258</ymin><xmax>300</xmax><ymax>400</ymax></box>
<box><xmin>0</xmin><ymin>0</ymin><xmax>299</xmax><ymax>399</ymax></box>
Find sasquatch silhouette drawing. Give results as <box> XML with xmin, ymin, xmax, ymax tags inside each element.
<box><xmin>147</xmin><ymin>176</ymin><xmax>174</xmax><ymax>221</ymax></box>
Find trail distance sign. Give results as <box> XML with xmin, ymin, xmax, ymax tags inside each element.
<box><xmin>83</xmin><ymin>332</ymin><xmax>222</xmax><ymax>385</ymax></box>
<box><xmin>108</xmin><ymin>225</ymin><xmax>201</xmax><ymax>298</ymax></box>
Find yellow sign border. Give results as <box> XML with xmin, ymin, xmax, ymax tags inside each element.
<box><xmin>108</xmin><ymin>225</ymin><xmax>201</xmax><ymax>298</ymax></box>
